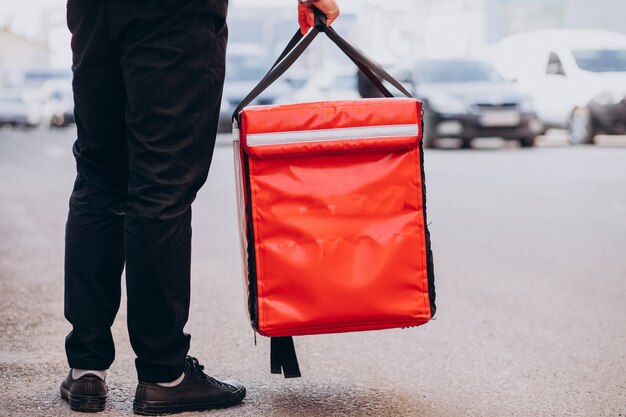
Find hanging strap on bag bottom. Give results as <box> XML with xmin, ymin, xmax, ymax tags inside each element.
<box><xmin>271</xmin><ymin>337</ymin><xmax>301</xmax><ymax>378</ymax></box>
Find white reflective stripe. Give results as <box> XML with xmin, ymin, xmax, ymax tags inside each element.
<box><xmin>246</xmin><ymin>123</ymin><xmax>419</xmax><ymax>147</ymax></box>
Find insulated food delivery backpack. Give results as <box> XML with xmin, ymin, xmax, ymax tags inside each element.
<box><xmin>231</xmin><ymin>11</ymin><xmax>436</xmax><ymax>378</ymax></box>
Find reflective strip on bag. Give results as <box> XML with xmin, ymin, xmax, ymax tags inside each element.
<box><xmin>245</xmin><ymin>124</ymin><xmax>420</xmax><ymax>147</ymax></box>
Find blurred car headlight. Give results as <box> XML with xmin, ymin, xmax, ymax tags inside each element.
<box><xmin>593</xmin><ymin>90</ymin><xmax>624</xmax><ymax>106</ymax></box>
<box><xmin>428</xmin><ymin>94</ymin><xmax>467</xmax><ymax>114</ymax></box>
<box><xmin>519</xmin><ymin>96</ymin><xmax>535</xmax><ymax>114</ymax></box>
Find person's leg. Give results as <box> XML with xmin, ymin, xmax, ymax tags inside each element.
<box><xmin>114</xmin><ymin>0</ymin><xmax>227</xmax><ymax>383</ymax></box>
<box><xmin>64</xmin><ymin>0</ymin><xmax>128</xmax><ymax>372</ymax></box>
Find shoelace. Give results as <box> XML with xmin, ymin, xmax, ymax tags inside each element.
<box><xmin>185</xmin><ymin>356</ymin><xmax>230</xmax><ymax>388</ymax></box>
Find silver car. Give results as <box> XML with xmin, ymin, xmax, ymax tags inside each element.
<box><xmin>0</xmin><ymin>90</ymin><xmax>40</xmax><ymax>128</ymax></box>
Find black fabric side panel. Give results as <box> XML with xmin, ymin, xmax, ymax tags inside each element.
<box><xmin>419</xmin><ymin>120</ymin><xmax>436</xmax><ymax>317</ymax></box>
<box><xmin>270</xmin><ymin>337</ymin><xmax>302</xmax><ymax>378</ymax></box>
<box><xmin>242</xmin><ymin>153</ymin><xmax>259</xmax><ymax>330</ymax></box>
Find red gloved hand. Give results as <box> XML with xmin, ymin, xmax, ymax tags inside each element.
<box><xmin>298</xmin><ymin>0</ymin><xmax>340</xmax><ymax>35</ymax></box>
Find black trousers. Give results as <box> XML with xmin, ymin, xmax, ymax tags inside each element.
<box><xmin>64</xmin><ymin>0</ymin><xmax>228</xmax><ymax>383</ymax></box>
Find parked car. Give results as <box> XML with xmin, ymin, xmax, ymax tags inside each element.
<box><xmin>40</xmin><ymin>80</ymin><xmax>75</xmax><ymax>128</ymax></box>
<box><xmin>411</xmin><ymin>59</ymin><xmax>543</xmax><ymax>148</ymax></box>
<box><xmin>484</xmin><ymin>30</ymin><xmax>626</xmax><ymax>144</ymax></box>
<box><xmin>219</xmin><ymin>44</ymin><xmax>293</xmax><ymax>132</ymax></box>
<box><xmin>0</xmin><ymin>89</ymin><xmax>41</xmax><ymax>128</ymax></box>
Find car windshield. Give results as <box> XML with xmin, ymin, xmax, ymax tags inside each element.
<box><xmin>572</xmin><ymin>49</ymin><xmax>626</xmax><ymax>72</ymax></box>
<box><xmin>418</xmin><ymin>61</ymin><xmax>504</xmax><ymax>83</ymax></box>
<box><xmin>51</xmin><ymin>90</ymin><xmax>72</xmax><ymax>101</ymax></box>
<box><xmin>334</xmin><ymin>74</ymin><xmax>356</xmax><ymax>89</ymax></box>
<box><xmin>226</xmin><ymin>55</ymin><xmax>267</xmax><ymax>81</ymax></box>
<box><xmin>0</xmin><ymin>97</ymin><xmax>24</xmax><ymax>104</ymax></box>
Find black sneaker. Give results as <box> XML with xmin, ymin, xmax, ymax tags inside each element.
<box><xmin>60</xmin><ymin>371</ymin><xmax>107</xmax><ymax>412</ymax></box>
<box><xmin>133</xmin><ymin>356</ymin><xmax>246</xmax><ymax>415</ymax></box>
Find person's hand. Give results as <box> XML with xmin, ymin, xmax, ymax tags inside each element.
<box><xmin>298</xmin><ymin>0</ymin><xmax>340</xmax><ymax>35</ymax></box>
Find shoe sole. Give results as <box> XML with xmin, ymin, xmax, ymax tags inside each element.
<box><xmin>60</xmin><ymin>386</ymin><xmax>106</xmax><ymax>412</ymax></box>
<box><xmin>133</xmin><ymin>386</ymin><xmax>246</xmax><ymax>416</ymax></box>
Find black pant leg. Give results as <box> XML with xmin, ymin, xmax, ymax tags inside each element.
<box><xmin>64</xmin><ymin>0</ymin><xmax>128</xmax><ymax>370</ymax></box>
<box><xmin>115</xmin><ymin>1</ymin><xmax>227</xmax><ymax>383</ymax></box>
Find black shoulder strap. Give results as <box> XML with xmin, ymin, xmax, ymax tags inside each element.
<box><xmin>270</xmin><ymin>337</ymin><xmax>301</xmax><ymax>378</ymax></box>
<box><xmin>232</xmin><ymin>8</ymin><xmax>412</xmax><ymax>123</ymax></box>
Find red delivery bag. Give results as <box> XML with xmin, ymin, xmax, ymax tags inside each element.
<box><xmin>232</xmin><ymin>14</ymin><xmax>435</xmax><ymax>378</ymax></box>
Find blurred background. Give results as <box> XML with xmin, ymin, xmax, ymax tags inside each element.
<box><xmin>1</xmin><ymin>1</ymin><xmax>625</xmax><ymax>416</ymax></box>
<box><xmin>1</xmin><ymin>0</ymin><xmax>625</xmax><ymax>146</ymax></box>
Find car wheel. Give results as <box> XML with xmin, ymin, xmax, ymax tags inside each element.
<box><xmin>568</xmin><ymin>107</ymin><xmax>595</xmax><ymax>145</ymax></box>
<box><xmin>422</xmin><ymin>134</ymin><xmax>437</xmax><ymax>149</ymax></box>
<box><xmin>518</xmin><ymin>136</ymin><xmax>536</xmax><ymax>148</ymax></box>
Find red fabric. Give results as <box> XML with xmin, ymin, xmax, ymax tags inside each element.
<box><xmin>241</xmin><ymin>98</ymin><xmax>420</xmax><ymax>135</ymax></box>
<box><xmin>237</xmin><ymin>98</ymin><xmax>432</xmax><ymax>337</ymax></box>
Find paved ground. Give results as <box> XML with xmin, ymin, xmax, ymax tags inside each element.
<box><xmin>0</xmin><ymin>128</ymin><xmax>625</xmax><ymax>417</ymax></box>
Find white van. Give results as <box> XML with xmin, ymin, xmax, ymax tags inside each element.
<box><xmin>483</xmin><ymin>29</ymin><xmax>626</xmax><ymax>144</ymax></box>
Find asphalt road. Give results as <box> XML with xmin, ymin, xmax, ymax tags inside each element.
<box><xmin>0</xmin><ymin>128</ymin><xmax>625</xmax><ymax>417</ymax></box>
